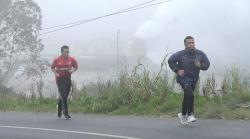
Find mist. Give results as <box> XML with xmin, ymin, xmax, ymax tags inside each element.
<box><xmin>5</xmin><ymin>0</ymin><xmax>250</xmax><ymax>94</ymax></box>
<box><xmin>134</xmin><ymin>0</ymin><xmax>250</xmax><ymax>74</ymax></box>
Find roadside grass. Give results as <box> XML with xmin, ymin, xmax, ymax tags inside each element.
<box><xmin>1</xmin><ymin>63</ymin><xmax>250</xmax><ymax>120</ymax></box>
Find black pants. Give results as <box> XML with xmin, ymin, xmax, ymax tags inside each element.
<box><xmin>56</xmin><ymin>77</ymin><xmax>72</xmax><ymax>116</ymax></box>
<box><xmin>180</xmin><ymin>83</ymin><xmax>196</xmax><ymax>116</ymax></box>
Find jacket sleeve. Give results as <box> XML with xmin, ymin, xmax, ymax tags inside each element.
<box><xmin>72</xmin><ymin>58</ymin><xmax>78</xmax><ymax>69</ymax></box>
<box><xmin>200</xmin><ymin>52</ymin><xmax>210</xmax><ymax>70</ymax></box>
<box><xmin>168</xmin><ymin>52</ymin><xmax>180</xmax><ymax>73</ymax></box>
<box><xmin>51</xmin><ymin>58</ymin><xmax>57</xmax><ymax>69</ymax></box>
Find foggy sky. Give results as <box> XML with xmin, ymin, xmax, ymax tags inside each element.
<box><xmin>135</xmin><ymin>0</ymin><xmax>250</xmax><ymax>73</ymax></box>
<box><xmin>6</xmin><ymin>0</ymin><xmax>250</xmax><ymax>93</ymax></box>
<box><xmin>36</xmin><ymin>0</ymin><xmax>156</xmax><ymax>57</ymax></box>
<box><xmin>37</xmin><ymin>0</ymin><xmax>250</xmax><ymax>73</ymax></box>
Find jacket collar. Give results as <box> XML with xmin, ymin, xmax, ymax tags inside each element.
<box><xmin>185</xmin><ymin>48</ymin><xmax>196</xmax><ymax>55</ymax></box>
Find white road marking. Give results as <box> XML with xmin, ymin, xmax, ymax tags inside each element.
<box><xmin>0</xmin><ymin>125</ymin><xmax>143</xmax><ymax>139</ymax></box>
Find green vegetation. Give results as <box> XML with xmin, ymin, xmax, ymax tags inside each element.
<box><xmin>1</xmin><ymin>64</ymin><xmax>250</xmax><ymax>120</ymax></box>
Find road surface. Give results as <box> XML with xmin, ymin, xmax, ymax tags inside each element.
<box><xmin>0</xmin><ymin>112</ymin><xmax>249</xmax><ymax>139</ymax></box>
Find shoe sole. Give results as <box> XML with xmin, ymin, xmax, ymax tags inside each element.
<box><xmin>188</xmin><ymin>120</ymin><xmax>196</xmax><ymax>123</ymax></box>
<box><xmin>64</xmin><ymin>115</ymin><xmax>71</xmax><ymax>120</ymax></box>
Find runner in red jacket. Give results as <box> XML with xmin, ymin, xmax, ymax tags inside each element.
<box><xmin>51</xmin><ymin>45</ymin><xmax>78</xmax><ymax>119</ymax></box>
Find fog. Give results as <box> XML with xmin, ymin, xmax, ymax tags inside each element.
<box><xmin>37</xmin><ymin>0</ymin><xmax>250</xmax><ymax>72</ymax></box>
<box><xmin>8</xmin><ymin>0</ymin><xmax>250</xmax><ymax>94</ymax></box>
<box><xmin>135</xmin><ymin>0</ymin><xmax>250</xmax><ymax>73</ymax></box>
<box><xmin>37</xmin><ymin>0</ymin><xmax>155</xmax><ymax>56</ymax></box>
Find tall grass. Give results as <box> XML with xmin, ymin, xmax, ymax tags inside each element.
<box><xmin>1</xmin><ymin>60</ymin><xmax>250</xmax><ymax>119</ymax></box>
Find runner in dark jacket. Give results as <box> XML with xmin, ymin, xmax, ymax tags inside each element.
<box><xmin>168</xmin><ymin>36</ymin><xmax>210</xmax><ymax>124</ymax></box>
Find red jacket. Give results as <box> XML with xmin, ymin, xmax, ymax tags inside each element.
<box><xmin>51</xmin><ymin>56</ymin><xmax>78</xmax><ymax>78</ymax></box>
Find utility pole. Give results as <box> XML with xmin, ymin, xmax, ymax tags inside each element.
<box><xmin>116</xmin><ymin>29</ymin><xmax>120</xmax><ymax>75</ymax></box>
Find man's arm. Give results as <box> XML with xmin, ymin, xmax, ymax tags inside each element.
<box><xmin>51</xmin><ymin>59</ymin><xmax>59</xmax><ymax>76</ymax></box>
<box><xmin>195</xmin><ymin>52</ymin><xmax>210</xmax><ymax>70</ymax></box>
<box><xmin>69</xmin><ymin>67</ymin><xmax>78</xmax><ymax>74</ymax></box>
<box><xmin>168</xmin><ymin>52</ymin><xmax>180</xmax><ymax>73</ymax></box>
<box><xmin>69</xmin><ymin>58</ymin><xmax>78</xmax><ymax>74</ymax></box>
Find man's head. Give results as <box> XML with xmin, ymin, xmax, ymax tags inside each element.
<box><xmin>61</xmin><ymin>45</ymin><xmax>69</xmax><ymax>58</ymax></box>
<box><xmin>184</xmin><ymin>36</ymin><xmax>195</xmax><ymax>50</ymax></box>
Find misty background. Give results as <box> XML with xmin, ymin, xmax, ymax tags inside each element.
<box><xmin>3</xmin><ymin>0</ymin><xmax>250</xmax><ymax>96</ymax></box>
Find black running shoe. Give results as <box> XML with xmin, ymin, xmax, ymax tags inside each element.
<box><xmin>64</xmin><ymin>114</ymin><xmax>71</xmax><ymax>120</ymax></box>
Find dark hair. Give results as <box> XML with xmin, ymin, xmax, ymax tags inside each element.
<box><xmin>184</xmin><ymin>36</ymin><xmax>194</xmax><ymax>44</ymax></box>
<box><xmin>61</xmin><ymin>45</ymin><xmax>69</xmax><ymax>53</ymax></box>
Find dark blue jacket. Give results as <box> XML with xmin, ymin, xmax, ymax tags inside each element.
<box><xmin>168</xmin><ymin>49</ymin><xmax>210</xmax><ymax>84</ymax></box>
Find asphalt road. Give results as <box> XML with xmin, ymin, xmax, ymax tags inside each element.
<box><xmin>0</xmin><ymin>112</ymin><xmax>249</xmax><ymax>139</ymax></box>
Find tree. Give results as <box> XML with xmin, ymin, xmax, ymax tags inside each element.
<box><xmin>0</xmin><ymin>0</ymin><xmax>49</xmax><ymax>91</ymax></box>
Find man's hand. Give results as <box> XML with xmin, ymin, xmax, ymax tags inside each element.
<box><xmin>69</xmin><ymin>68</ymin><xmax>77</xmax><ymax>74</ymax></box>
<box><xmin>69</xmin><ymin>69</ymin><xmax>74</xmax><ymax>74</ymax></box>
<box><xmin>52</xmin><ymin>68</ymin><xmax>60</xmax><ymax>77</ymax></box>
<box><xmin>194</xmin><ymin>59</ymin><xmax>201</xmax><ymax>68</ymax></box>
<box><xmin>177</xmin><ymin>69</ymin><xmax>185</xmax><ymax>77</ymax></box>
<box><xmin>55</xmin><ymin>72</ymin><xmax>60</xmax><ymax>77</ymax></box>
